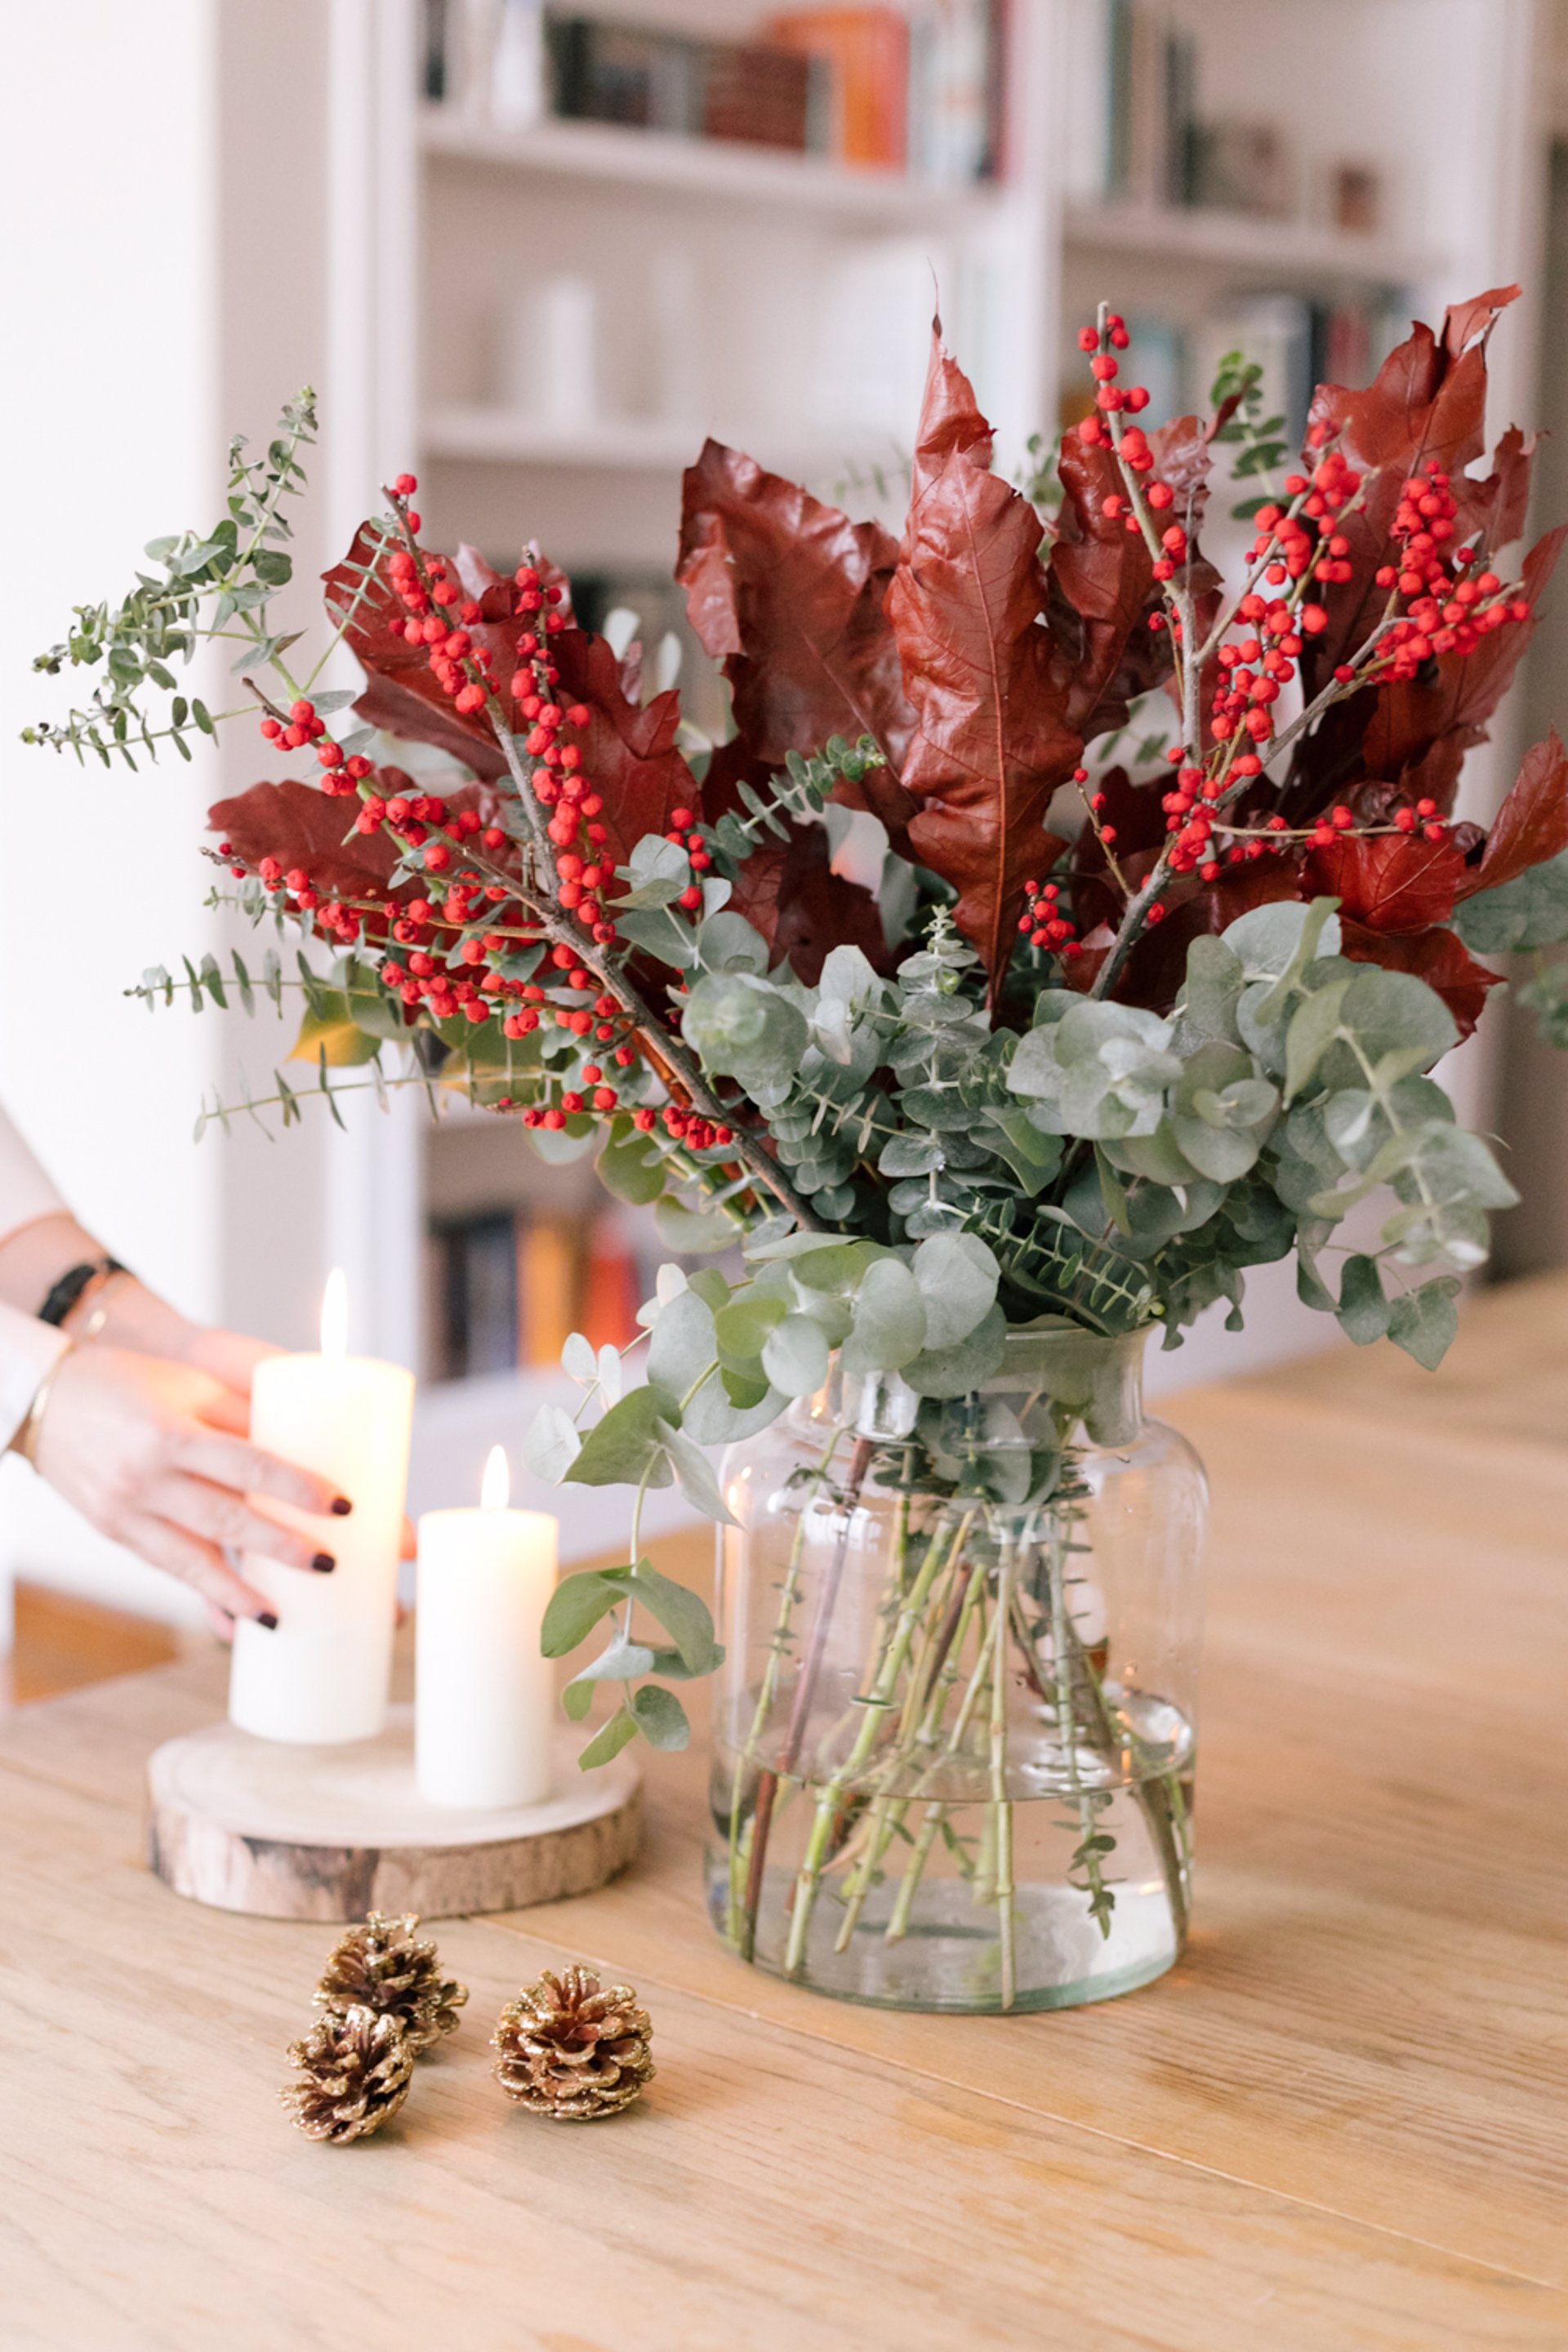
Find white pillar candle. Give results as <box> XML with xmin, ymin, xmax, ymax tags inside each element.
<box><xmin>416</xmin><ymin>1446</ymin><xmax>558</xmax><ymax>1809</ymax></box>
<box><xmin>229</xmin><ymin>1271</ymin><xmax>415</xmax><ymax>1746</ymax></box>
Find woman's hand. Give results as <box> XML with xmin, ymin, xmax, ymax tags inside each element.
<box><xmin>32</xmin><ymin>1346</ymin><xmax>352</xmax><ymax>1632</ymax></box>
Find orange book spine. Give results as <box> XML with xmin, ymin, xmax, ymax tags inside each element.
<box><xmin>766</xmin><ymin>9</ymin><xmax>909</xmax><ymax>169</ymax></box>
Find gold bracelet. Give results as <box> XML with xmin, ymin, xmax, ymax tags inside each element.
<box><xmin>11</xmin><ymin>1343</ymin><xmax>74</xmax><ymax>1468</ymax></box>
<box><xmin>76</xmin><ymin>1266</ymin><xmax>136</xmax><ymax>1343</ymax></box>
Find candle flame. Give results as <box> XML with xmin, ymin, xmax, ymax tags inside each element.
<box><xmin>320</xmin><ymin>1267</ymin><xmax>349</xmax><ymax>1362</ymax></box>
<box><xmin>481</xmin><ymin>1444</ymin><xmax>510</xmax><ymax>1513</ymax></box>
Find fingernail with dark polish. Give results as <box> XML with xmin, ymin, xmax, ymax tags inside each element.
<box><xmin>257</xmin><ymin>1611</ymin><xmax>280</xmax><ymax>1631</ymax></box>
<box><xmin>312</xmin><ymin>1552</ymin><xmax>336</xmax><ymax>1574</ymax></box>
<box><xmin>331</xmin><ymin>1496</ymin><xmax>353</xmax><ymax>1517</ymax></box>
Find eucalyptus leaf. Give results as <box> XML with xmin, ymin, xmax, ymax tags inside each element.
<box><xmin>577</xmin><ymin>1704</ymin><xmax>639</xmax><ymax>1768</ymax></box>
<box><xmin>761</xmin><ymin>1312</ymin><xmax>831</xmax><ymax>1397</ymax></box>
<box><xmin>630</xmin><ymin>1685</ymin><xmax>691</xmax><ymax>1750</ymax></box>
<box><xmin>522</xmin><ymin>1403</ymin><xmax>581</xmax><ymax>1485</ymax></box>
<box><xmin>564</xmin><ymin>1388</ymin><xmax>679</xmax><ymax>1488</ymax></box>
<box><xmin>1388</xmin><ymin>1277</ymin><xmax>1461</xmax><ymax>1370</ymax></box>
<box><xmin>1337</xmin><ymin>1254</ymin><xmax>1392</xmax><ymax>1346</ymax></box>
<box><xmin>912</xmin><ymin>1232</ymin><xmax>999</xmax><ymax>1349</ymax></box>
<box><xmin>625</xmin><ymin>1561</ymin><xmax>723</xmax><ymax>1674</ymax></box>
<box><xmin>664</xmin><ymin>1422</ymin><xmax>737</xmax><ymax>1522</ymax></box>
<box><xmin>646</xmin><ymin>1287</ymin><xmax>717</xmax><ymax>1396</ymax></box>
<box><xmin>541</xmin><ymin>1566</ymin><xmax>631</xmax><ymax>1658</ymax></box>
<box><xmin>902</xmin><ymin>1303</ymin><xmax>1009</xmax><ymax>1398</ymax></box>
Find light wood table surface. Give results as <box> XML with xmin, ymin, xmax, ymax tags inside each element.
<box><xmin>3</xmin><ymin>1276</ymin><xmax>1566</xmax><ymax>2352</ymax></box>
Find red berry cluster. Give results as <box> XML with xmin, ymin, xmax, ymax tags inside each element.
<box><xmin>257</xmin><ymin>695</ymin><xmax>374</xmax><ymax>802</ymax></box>
<box><xmin>1370</xmin><ymin>461</ymin><xmax>1527</xmax><ymax>682</ymax></box>
<box><xmin>1075</xmin><ymin>317</ymin><xmax>1180</xmax><ymax>603</ymax></box>
<box><xmin>1017</xmin><ymin>877</ymin><xmax>1081</xmax><ymax>959</ymax></box>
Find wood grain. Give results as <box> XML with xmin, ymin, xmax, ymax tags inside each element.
<box><xmin>0</xmin><ymin>1579</ymin><xmax>188</xmax><ymax>1707</ymax></box>
<box><xmin>144</xmin><ymin>1711</ymin><xmax>641</xmax><ymax>1922</ymax></box>
<box><xmin>2</xmin><ymin>1277</ymin><xmax>1566</xmax><ymax>2349</ymax></box>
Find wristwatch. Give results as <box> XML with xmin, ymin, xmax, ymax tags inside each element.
<box><xmin>38</xmin><ymin>1256</ymin><xmax>127</xmax><ymax>1330</ymax></box>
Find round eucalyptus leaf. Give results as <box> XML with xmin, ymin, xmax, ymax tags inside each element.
<box><xmin>902</xmin><ymin>1303</ymin><xmax>1008</xmax><ymax>1398</ymax></box>
<box><xmin>760</xmin><ymin>1312</ymin><xmax>831</xmax><ymax>1397</ymax></box>
<box><xmin>841</xmin><ymin>1255</ymin><xmax>928</xmax><ymax>1374</ymax></box>
<box><xmin>911</xmin><ymin>1231</ymin><xmax>1000</xmax><ymax>1349</ymax></box>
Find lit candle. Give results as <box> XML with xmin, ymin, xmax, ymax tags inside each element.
<box><xmin>415</xmin><ymin>1446</ymin><xmax>558</xmax><ymax>1809</ymax></box>
<box><xmin>229</xmin><ymin>1270</ymin><xmax>415</xmax><ymax>1746</ymax></box>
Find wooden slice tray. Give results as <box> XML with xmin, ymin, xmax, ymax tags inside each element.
<box><xmin>145</xmin><ymin>1705</ymin><xmax>641</xmax><ymax>1922</ymax></box>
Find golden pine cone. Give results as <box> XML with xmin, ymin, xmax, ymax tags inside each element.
<box><xmin>492</xmin><ymin>1967</ymin><xmax>653</xmax><ymax>2121</ymax></box>
<box><xmin>314</xmin><ymin>1912</ymin><xmax>468</xmax><ymax>2055</ymax></box>
<box><xmin>281</xmin><ymin>2005</ymin><xmax>413</xmax><ymax>2144</ymax></box>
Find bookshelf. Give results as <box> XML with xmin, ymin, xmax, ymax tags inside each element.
<box><xmin>1062</xmin><ymin>198</ymin><xmax>1438</xmax><ymax>289</ymax></box>
<box><xmin>319</xmin><ymin>0</ymin><xmax>1549</xmax><ymax>1534</ymax></box>
<box><xmin>419</xmin><ymin>104</ymin><xmax>1007</xmax><ymax>225</ymax></box>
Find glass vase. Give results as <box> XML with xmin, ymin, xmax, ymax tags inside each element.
<box><xmin>706</xmin><ymin>1327</ymin><xmax>1205</xmax><ymax>2013</ymax></box>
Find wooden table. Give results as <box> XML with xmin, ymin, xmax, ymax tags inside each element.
<box><xmin>3</xmin><ymin>1276</ymin><xmax>1567</xmax><ymax>2352</ymax></box>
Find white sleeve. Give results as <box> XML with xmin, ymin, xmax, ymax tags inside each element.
<box><xmin>0</xmin><ymin>1299</ymin><xmax>69</xmax><ymax>1450</ymax></box>
<box><xmin>0</xmin><ymin>1101</ymin><xmax>69</xmax><ymax>1247</ymax></box>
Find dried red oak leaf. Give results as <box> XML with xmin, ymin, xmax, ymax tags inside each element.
<box><xmin>1454</xmin><ymin>728</ymin><xmax>1568</xmax><ymax>901</ymax></box>
<box><xmin>675</xmin><ymin>439</ymin><xmax>916</xmax><ymax>844</ymax></box>
<box><xmin>546</xmin><ymin>628</ymin><xmax>701</xmax><ymax>870</ymax></box>
<box><xmin>1285</xmin><ymin>287</ymin><xmax>1532</xmax><ymax>815</ymax></box>
<box><xmin>1336</xmin><ymin>919</ymin><xmax>1503</xmax><ymax>1040</ymax></box>
<box><xmin>1048</xmin><ymin>435</ymin><xmax>1157</xmax><ymax>742</ymax></box>
<box><xmin>1352</xmin><ymin>523</ymin><xmax>1568</xmax><ymax>813</ymax></box>
<box><xmin>725</xmin><ymin>819</ymin><xmax>889</xmax><ymax>986</ymax></box>
<box><xmin>209</xmin><ymin>773</ymin><xmax>421</xmax><ymax>901</ymax></box>
<box><xmin>322</xmin><ymin>524</ymin><xmax>515</xmax><ymax>780</ymax></box>
<box><xmin>1301</xmin><ymin>831</ymin><xmax>1472</xmax><ymax>935</ymax></box>
<box><xmin>321</xmin><ymin>523</ymin><xmax>698</xmax><ymax>866</ymax></box>
<box><xmin>888</xmin><ymin>332</ymin><xmax>1076</xmax><ymax>984</ymax></box>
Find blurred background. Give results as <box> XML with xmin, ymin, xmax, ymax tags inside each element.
<box><xmin>2</xmin><ymin>0</ymin><xmax>1565</xmax><ymax>1628</ymax></box>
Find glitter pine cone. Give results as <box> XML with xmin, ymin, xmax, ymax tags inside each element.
<box><xmin>282</xmin><ymin>2004</ymin><xmax>414</xmax><ymax>2144</ymax></box>
<box><xmin>492</xmin><ymin>1967</ymin><xmax>653</xmax><ymax>2121</ymax></box>
<box><xmin>314</xmin><ymin>1912</ymin><xmax>468</xmax><ymax>2056</ymax></box>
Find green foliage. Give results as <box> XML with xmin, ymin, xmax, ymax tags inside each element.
<box><xmin>24</xmin><ymin>392</ymin><xmax>317</xmax><ymax>765</ymax></box>
<box><xmin>701</xmin><ymin>735</ymin><xmax>887</xmax><ymax>867</ymax></box>
<box><xmin>1452</xmin><ymin>850</ymin><xmax>1568</xmax><ymax>955</ymax></box>
<box><xmin>1209</xmin><ymin>350</ymin><xmax>1291</xmax><ymax>522</ymax></box>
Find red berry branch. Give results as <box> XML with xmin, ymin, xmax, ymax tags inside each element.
<box><xmin>219</xmin><ymin>476</ymin><xmax>822</xmax><ymax>1231</ymax></box>
<box><xmin>1073</xmin><ymin>300</ymin><xmax>1534</xmax><ymax>1000</ymax></box>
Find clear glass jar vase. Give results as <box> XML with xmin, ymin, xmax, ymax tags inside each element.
<box><xmin>706</xmin><ymin>1326</ymin><xmax>1205</xmax><ymax>2013</ymax></box>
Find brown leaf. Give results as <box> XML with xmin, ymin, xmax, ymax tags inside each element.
<box><xmin>323</xmin><ymin>524</ymin><xmax>529</xmax><ymax>777</ymax></box>
<box><xmin>675</xmin><ymin>439</ymin><xmax>916</xmax><ymax>843</ymax></box>
<box><xmin>1049</xmin><ymin>435</ymin><xmax>1157</xmax><ymax>738</ymax></box>
<box><xmin>1294</xmin><ymin>296</ymin><xmax>1512</xmax><ymax>730</ymax></box>
<box><xmin>1444</xmin><ymin>285</ymin><xmax>1522</xmax><ymax>359</ymax></box>
<box><xmin>1454</xmin><ymin>728</ymin><xmax>1568</xmax><ymax>900</ymax></box>
<box><xmin>1352</xmin><ymin>522</ymin><xmax>1568</xmax><ymax>809</ymax></box>
<box><xmin>888</xmin><ymin>333</ymin><xmax>1079</xmax><ymax>983</ymax></box>
<box><xmin>208</xmin><ymin>776</ymin><xmax>412</xmax><ymax>900</ymax></box>
<box><xmin>1337</xmin><ymin>918</ymin><xmax>1503</xmax><ymax>1040</ymax></box>
<box><xmin>545</xmin><ymin>629</ymin><xmax>701</xmax><ymax>871</ymax></box>
<box><xmin>724</xmin><ymin>819</ymin><xmax>889</xmax><ymax>984</ymax></box>
<box><xmin>1302</xmin><ymin>831</ymin><xmax>1470</xmax><ymax>934</ymax></box>
<box><xmin>1451</xmin><ymin>425</ymin><xmax>1536</xmax><ymax>559</ymax></box>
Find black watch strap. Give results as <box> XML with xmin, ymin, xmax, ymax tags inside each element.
<box><xmin>38</xmin><ymin>1257</ymin><xmax>127</xmax><ymax>1329</ymax></box>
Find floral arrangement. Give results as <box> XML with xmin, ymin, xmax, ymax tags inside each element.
<box><xmin>26</xmin><ymin>287</ymin><xmax>1568</xmax><ymax>1793</ymax></box>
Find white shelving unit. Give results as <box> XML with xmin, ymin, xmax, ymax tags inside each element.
<box><xmin>318</xmin><ymin>0</ymin><xmax>1555</xmax><ymax>1512</ymax></box>
<box><xmin>5</xmin><ymin>0</ymin><xmax>1552</xmax><ymax>1625</ymax></box>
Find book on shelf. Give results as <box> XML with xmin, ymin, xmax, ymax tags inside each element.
<box><xmin>766</xmin><ymin>9</ymin><xmax>910</xmax><ymax>170</ymax></box>
<box><xmin>433</xmin><ymin>1206</ymin><xmax>647</xmax><ymax>1382</ymax></box>
<box><xmin>424</xmin><ymin>2</ymin><xmax>1007</xmax><ymax>185</ymax></box>
<box><xmin>1104</xmin><ymin>0</ymin><xmax>1195</xmax><ymax>209</ymax></box>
